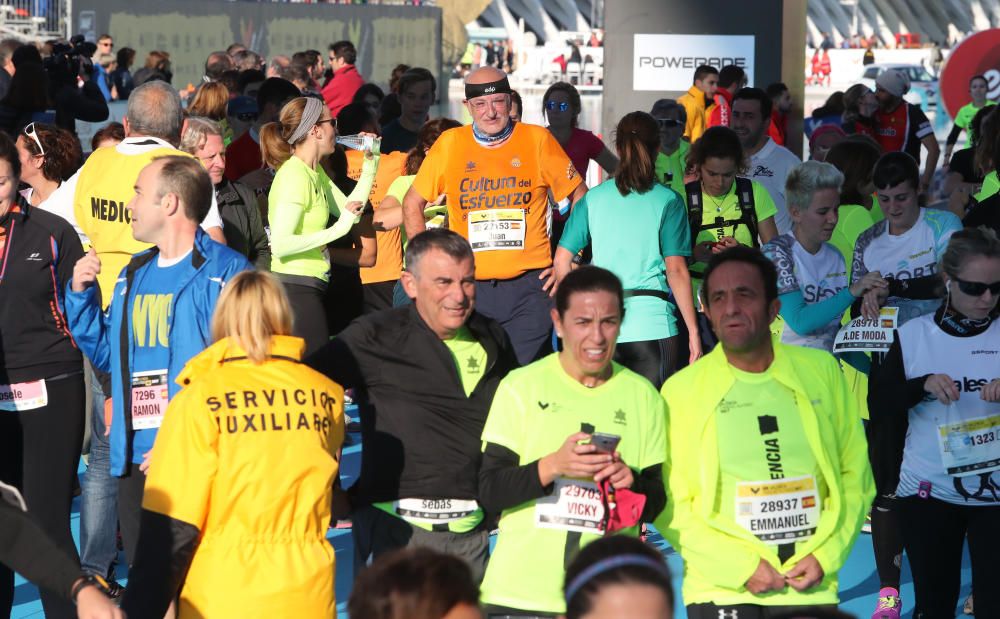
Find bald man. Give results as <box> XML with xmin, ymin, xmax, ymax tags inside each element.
<box><xmin>204</xmin><ymin>51</ymin><xmax>234</xmax><ymax>82</ymax></box>
<box><xmin>402</xmin><ymin>67</ymin><xmax>587</xmax><ymax>364</ymax></box>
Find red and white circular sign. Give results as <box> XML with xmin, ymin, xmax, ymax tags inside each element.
<box><xmin>940</xmin><ymin>29</ymin><xmax>1000</xmax><ymax>118</ymax></box>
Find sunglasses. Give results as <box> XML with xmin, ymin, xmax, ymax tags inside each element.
<box><xmin>235</xmin><ymin>112</ymin><xmax>258</xmax><ymax>122</ymax></box>
<box><xmin>545</xmin><ymin>100</ymin><xmax>570</xmax><ymax>112</ymax></box>
<box><xmin>953</xmin><ymin>277</ymin><xmax>1000</xmax><ymax>297</ymax></box>
<box><xmin>316</xmin><ymin>118</ymin><xmax>337</xmax><ymax>130</ymax></box>
<box><xmin>23</xmin><ymin>122</ymin><xmax>44</xmax><ymax>156</ymax></box>
<box><xmin>655</xmin><ymin>118</ymin><xmax>683</xmax><ymax>129</ymax></box>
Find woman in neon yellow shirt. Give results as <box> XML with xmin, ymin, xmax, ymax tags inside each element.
<box><xmin>261</xmin><ymin>96</ymin><xmax>379</xmax><ymax>354</ymax></box>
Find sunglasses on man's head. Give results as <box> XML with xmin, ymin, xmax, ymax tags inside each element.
<box><xmin>953</xmin><ymin>277</ymin><xmax>1000</xmax><ymax>297</ymax></box>
<box><xmin>545</xmin><ymin>100</ymin><xmax>570</xmax><ymax>112</ymax></box>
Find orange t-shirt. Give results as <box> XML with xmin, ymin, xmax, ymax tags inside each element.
<box><xmin>412</xmin><ymin>124</ymin><xmax>582</xmax><ymax>280</ymax></box>
<box><xmin>347</xmin><ymin>150</ymin><xmax>407</xmax><ymax>284</ymax></box>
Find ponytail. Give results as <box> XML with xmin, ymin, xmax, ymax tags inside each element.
<box><xmin>613</xmin><ymin>111</ymin><xmax>659</xmax><ymax>196</ymax></box>
<box><xmin>260</xmin><ymin>121</ymin><xmax>292</xmax><ymax>170</ymax></box>
<box><xmin>404</xmin><ymin>145</ymin><xmax>424</xmax><ymax>175</ymax></box>
<box><xmin>259</xmin><ymin>97</ymin><xmax>315</xmax><ymax>170</ymax></box>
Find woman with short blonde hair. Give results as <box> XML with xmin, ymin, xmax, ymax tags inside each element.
<box><xmin>210</xmin><ymin>270</ymin><xmax>293</xmax><ymax>363</ymax></box>
<box><xmin>763</xmin><ymin>160</ymin><xmax>887</xmax><ymax>353</ymax></box>
<box><xmin>122</xmin><ymin>269</ymin><xmax>347</xmax><ymax>618</ymax></box>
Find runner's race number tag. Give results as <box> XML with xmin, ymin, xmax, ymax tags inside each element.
<box><xmin>536</xmin><ymin>477</ymin><xmax>605</xmax><ymax>535</ymax></box>
<box><xmin>394</xmin><ymin>498</ymin><xmax>480</xmax><ymax>523</ymax></box>
<box><xmin>937</xmin><ymin>412</ymin><xmax>1000</xmax><ymax>477</ymax></box>
<box><xmin>131</xmin><ymin>370</ymin><xmax>168</xmax><ymax>430</ymax></box>
<box><xmin>735</xmin><ymin>475</ymin><xmax>821</xmax><ymax>545</ymax></box>
<box><xmin>468</xmin><ymin>209</ymin><xmax>525</xmax><ymax>252</ymax></box>
<box><xmin>833</xmin><ymin>307</ymin><xmax>898</xmax><ymax>353</ymax></box>
<box><xmin>0</xmin><ymin>379</ymin><xmax>48</xmax><ymax>412</ymax></box>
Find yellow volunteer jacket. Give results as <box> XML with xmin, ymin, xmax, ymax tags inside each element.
<box><xmin>73</xmin><ymin>144</ymin><xmax>183</xmax><ymax>306</ymax></box>
<box><xmin>678</xmin><ymin>85</ymin><xmax>713</xmax><ymax>143</ymax></box>
<box><xmin>655</xmin><ymin>339</ymin><xmax>874</xmax><ymax>607</ymax></box>
<box><xmin>143</xmin><ymin>335</ymin><xmax>345</xmax><ymax>618</ymax></box>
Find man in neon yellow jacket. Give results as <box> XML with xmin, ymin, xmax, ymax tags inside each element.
<box><xmin>656</xmin><ymin>245</ymin><xmax>873</xmax><ymax>617</ymax></box>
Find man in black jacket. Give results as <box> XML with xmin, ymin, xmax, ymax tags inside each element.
<box><xmin>179</xmin><ymin>116</ymin><xmax>269</xmax><ymax>269</ymax></box>
<box><xmin>308</xmin><ymin>229</ymin><xmax>519</xmax><ymax>581</ymax></box>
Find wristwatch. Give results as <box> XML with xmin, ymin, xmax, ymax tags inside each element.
<box><xmin>71</xmin><ymin>573</ymin><xmax>111</xmax><ymax>605</ymax></box>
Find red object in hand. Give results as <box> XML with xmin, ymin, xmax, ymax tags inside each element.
<box><xmin>600</xmin><ymin>479</ymin><xmax>646</xmax><ymax>534</ymax></box>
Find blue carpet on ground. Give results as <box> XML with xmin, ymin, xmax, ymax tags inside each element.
<box><xmin>13</xmin><ymin>418</ymin><xmax>972</xmax><ymax>619</ymax></box>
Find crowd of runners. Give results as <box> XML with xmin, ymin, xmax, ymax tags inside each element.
<box><xmin>0</xmin><ymin>29</ymin><xmax>997</xmax><ymax>619</ymax></box>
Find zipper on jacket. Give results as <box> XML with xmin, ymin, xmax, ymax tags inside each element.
<box><xmin>0</xmin><ymin>218</ymin><xmax>15</xmax><ymax>283</ymax></box>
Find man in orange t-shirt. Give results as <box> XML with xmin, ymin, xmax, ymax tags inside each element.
<box><xmin>346</xmin><ymin>149</ymin><xmax>408</xmax><ymax>312</ymax></box>
<box><xmin>402</xmin><ymin>67</ymin><xmax>586</xmax><ymax>363</ymax></box>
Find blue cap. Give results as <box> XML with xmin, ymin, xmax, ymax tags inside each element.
<box><xmin>227</xmin><ymin>96</ymin><xmax>258</xmax><ymax>116</ymax></box>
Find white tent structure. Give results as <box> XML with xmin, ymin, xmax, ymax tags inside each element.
<box><xmin>471</xmin><ymin>0</ymin><xmax>991</xmax><ymax>48</ymax></box>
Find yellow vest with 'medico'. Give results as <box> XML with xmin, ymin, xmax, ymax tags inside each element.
<box><xmin>73</xmin><ymin>144</ymin><xmax>184</xmax><ymax>307</ymax></box>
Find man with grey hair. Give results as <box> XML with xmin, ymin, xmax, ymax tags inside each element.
<box><xmin>180</xmin><ymin>117</ymin><xmax>269</xmax><ymax>268</ymax></box>
<box><xmin>232</xmin><ymin>49</ymin><xmax>263</xmax><ymax>72</ymax></box>
<box><xmin>308</xmin><ymin>228</ymin><xmax>518</xmax><ymax>580</ymax></box>
<box><xmin>266</xmin><ymin>54</ymin><xmax>290</xmax><ymax>79</ymax></box>
<box><xmin>401</xmin><ymin>66</ymin><xmax>587</xmax><ymax>365</ymax></box>
<box><xmin>43</xmin><ymin>79</ymin><xmax>225</xmax><ymax>592</ymax></box>
<box><xmin>650</xmin><ymin>98</ymin><xmax>689</xmax><ymax>197</ymax></box>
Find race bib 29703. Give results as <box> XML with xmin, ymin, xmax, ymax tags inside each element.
<box><xmin>535</xmin><ymin>477</ymin><xmax>605</xmax><ymax>535</ymax></box>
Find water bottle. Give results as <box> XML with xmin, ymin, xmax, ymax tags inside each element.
<box><xmin>336</xmin><ymin>134</ymin><xmax>380</xmax><ymax>154</ymax></box>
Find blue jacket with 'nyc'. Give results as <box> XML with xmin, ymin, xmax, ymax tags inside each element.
<box><xmin>65</xmin><ymin>229</ymin><xmax>251</xmax><ymax>476</ymax></box>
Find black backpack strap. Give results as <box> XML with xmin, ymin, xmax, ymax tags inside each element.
<box><xmin>734</xmin><ymin>177</ymin><xmax>760</xmax><ymax>248</ymax></box>
<box><xmin>684</xmin><ymin>179</ymin><xmax>703</xmax><ymax>248</ymax></box>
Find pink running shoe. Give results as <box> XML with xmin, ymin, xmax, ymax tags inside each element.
<box><xmin>872</xmin><ymin>587</ymin><xmax>901</xmax><ymax>619</ymax></box>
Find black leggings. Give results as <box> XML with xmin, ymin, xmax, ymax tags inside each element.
<box><xmin>362</xmin><ymin>280</ymin><xmax>396</xmax><ymax>314</ymax></box>
<box><xmin>283</xmin><ymin>280</ymin><xmax>330</xmax><ymax>357</ymax></box>
<box><xmin>673</xmin><ymin>306</ymin><xmax>717</xmax><ymax>371</ymax></box>
<box><xmin>870</xmin><ymin>494</ymin><xmax>903</xmax><ymax>590</ymax></box>
<box><xmin>614</xmin><ymin>337</ymin><xmax>679</xmax><ymax>389</ymax></box>
<box><xmin>898</xmin><ymin>495</ymin><xmax>1000</xmax><ymax>618</ymax></box>
<box><xmin>865</xmin><ymin>417</ymin><xmax>905</xmax><ymax>591</ymax></box>
<box><xmin>117</xmin><ymin>462</ymin><xmax>146</xmax><ymax>567</ymax></box>
<box><xmin>0</xmin><ymin>373</ymin><xmax>85</xmax><ymax>619</ymax></box>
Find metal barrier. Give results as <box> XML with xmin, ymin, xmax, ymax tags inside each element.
<box><xmin>0</xmin><ymin>0</ymin><xmax>67</xmax><ymax>41</ymax></box>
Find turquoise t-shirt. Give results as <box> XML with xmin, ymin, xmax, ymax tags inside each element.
<box><xmin>559</xmin><ymin>179</ymin><xmax>690</xmax><ymax>342</ymax></box>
